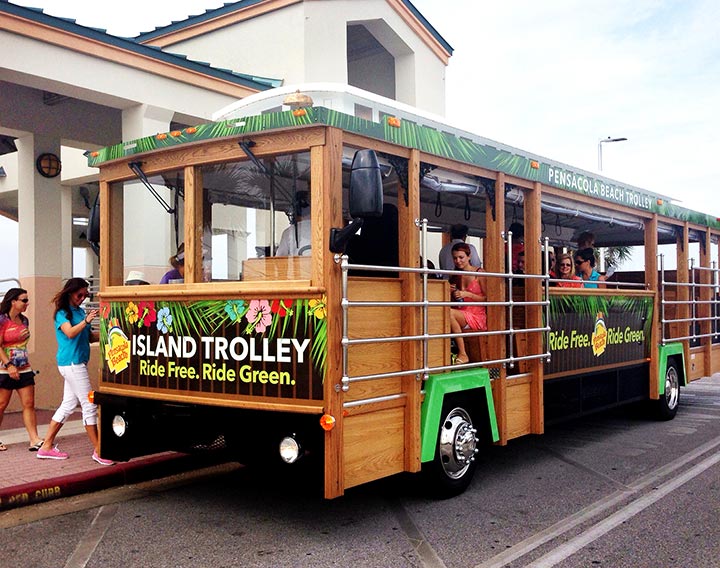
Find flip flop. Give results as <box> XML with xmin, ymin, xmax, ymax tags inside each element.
<box><xmin>0</xmin><ymin>441</ymin><xmax>6</xmax><ymax>452</ymax></box>
<box><xmin>29</xmin><ymin>440</ymin><xmax>44</xmax><ymax>452</ymax></box>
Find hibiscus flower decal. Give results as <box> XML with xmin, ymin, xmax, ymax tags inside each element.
<box><xmin>125</xmin><ymin>302</ymin><xmax>140</xmax><ymax>325</ymax></box>
<box><xmin>157</xmin><ymin>306</ymin><xmax>173</xmax><ymax>334</ymax></box>
<box><xmin>224</xmin><ymin>299</ymin><xmax>247</xmax><ymax>323</ymax></box>
<box><xmin>308</xmin><ymin>295</ymin><xmax>327</xmax><ymax>320</ymax></box>
<box><xmin>271</xmin><ymin>299</ymin><xmax>294</xmax><ymax>318</ymax></box>
<box><xmin>100</xmin><ymin>302</ymin><xmax>110</xmax><ymax>320</ymax></box>
<box><xmin>137</xmin><ymin>301</ymin><xmax>157</xmax><ymax>328</ymax></box>
<box><xmin>245</xmin><ymin>299</ymin><xmax>272</xmax><ymax>334</ymax></box>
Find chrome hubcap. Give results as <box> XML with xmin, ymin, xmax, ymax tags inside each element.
<box><xmin>439</xmin><ymin>407</ymin><xmax>478</xmax><ymax>479</ymax></box>
<box><xmin>665</xmin><ymin>366</ymin><xmax>679</xmax><ymax>410</ymax></box>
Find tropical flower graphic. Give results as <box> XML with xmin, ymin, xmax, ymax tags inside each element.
<box><xmin>137</xmin><ymin>301</ymin><xmax>157</xmax><ymax>328</ymax></box>
<box><xmin>308</xmin><ymin>295</ymin><xmax>327</xmax><ymax>320</ymax></box>
<box><xmin>125</xmin><ymin>302</ymin><xmax>140</xmax><ymax>325</ymax></box>
<box><xmin>224</xmin><ymin>299</ymin><xmax>247</xmax><ymax>323</ymax></box>
<box><xmin>245</xmin><ymin>299</ymin><xmax>272</xmax><ymax>334</ymax></box>
<box><xmin>100</xmin><ymin>302</ymin><xmax>110</xmax><ymax>319</ymax></box>
<box><xmin>271</xmin><ymin>299</ymin><xmax>294</xmax><ymax>317</ymax></box>
<box><xmin>157</xmin><ymin>306</ymin><xmax>173</xmax><ymax>334</ymax></box>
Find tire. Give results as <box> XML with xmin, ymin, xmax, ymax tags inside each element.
<box><xmin>424</xmin><ymin>398</ymin><xmax>479</xmax><ymax>498</ymax></box>
<box><xmin>654</xmin><ymin>360</ymin><xmax>680</xmax><ymax>420</ymax></box>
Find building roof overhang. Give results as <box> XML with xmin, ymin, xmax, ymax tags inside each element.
<box><xmin>136</xmin><ymin>0</ymin><xmax>453</xmax><ymax>65</ymax></box>
<box><xmin>0</xmin><ymin>2</ymin><xmax>280</xmax><ymax>98</ymax></box>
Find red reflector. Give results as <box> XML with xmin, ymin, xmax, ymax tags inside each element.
<box><xmin>319</xmin><ymin>414</ymin><xmax>336</xmax><ymax>431</ymax></box>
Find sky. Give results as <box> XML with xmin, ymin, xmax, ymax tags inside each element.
<box><xmin>3</xmin><ymin>0</ymin><xmax>719</xmax><ymax>279</ymax></box>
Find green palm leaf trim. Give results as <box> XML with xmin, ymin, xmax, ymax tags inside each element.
<box><xmin>86</xmin><ymin>104</ymin><xmax>720</xmax><ymax>230</ymax></box>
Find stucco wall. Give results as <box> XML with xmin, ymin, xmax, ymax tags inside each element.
<box><xmin>169</xmin><ymin>4</ymin><xmax>307</xmax><ymax>87</ymax></box>
<box><xmin>162</xmin><ymin>0</ymin><xmax>447</xmax><ymax>115</ymax></box>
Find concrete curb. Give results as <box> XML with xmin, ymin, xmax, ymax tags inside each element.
<box><xmin>0</xmin><ymin>451</ymin><xmax>226</xmax><ymax>512</ymax></box>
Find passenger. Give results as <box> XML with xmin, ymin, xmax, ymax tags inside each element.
<box><xmin>515</xmin><ymin>250</ymin><xmax>525</xmax><ymax>275</ymax></box>
<box><xmin>0</xmin><ymin>288</ymin><xmax>43</xmax><ymax>452</ymax></box>
<box><xmin>574</xmin><ymin>248</ymin><xmax>605</xmax><ymax>288</ymax></box>
<box><xmin>508</xmin><ymin>222</ymin><xmax>525</xmax><ymax>273</ymax></box>
<box><xmin>438</xmin><ymin>224</ymin><xmax>481</xmax><ymax>272</ymax></box>
<box><xmin>449</xmin><ymin>242</ymin><xmax>487</xmax><ymax>365</ymax></box>
<box><xmin>37</xmin><ymin>278</ymin><xmax>113</xmax><ymax>465</ymax></box>
<box><xmin>576</xmin><ymin>231</ymin><xmax>595</xmax><ymax>250</ymax></box>
<box><xmin>160</xmin><ymin>243</ymin><xmax>185</xmax><ymax>284</ymax></box>
<box><xmin>124</xmin><ymin>270</ymin><xmax>149</xmax><ymax>285</ymax></box>
<box><xmin>546</xmin><ymin>249</ymin><xmax>557</xmax><ymax>278</ymax></box>
<box><xmin>277</xmin><ymin>190</ymin><xmax>311</xmax><ymax>256</ymax></box>
<box><xmin>555</xmin><ymin>253</ymin><xmax>582</xmax><ymax>287</ymax></box>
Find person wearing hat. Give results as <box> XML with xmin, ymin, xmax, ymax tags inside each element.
<box><xmin>160</xmin><ymin>243</ymin><xmax>185</xmax><ymax>284</ymax></box>
<box><xmin>125</xmin><ymin>271</ymin><xmax>149</xmax><ymax>285</ymax></box>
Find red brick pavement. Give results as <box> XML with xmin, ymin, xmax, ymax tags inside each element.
<box><xmin>0</xmin><ymin>411</ymin><xmax>223</xmax><ymax>511</ymax></box>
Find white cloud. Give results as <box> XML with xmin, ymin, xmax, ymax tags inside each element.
<box><xmin>413</xmin><ymin>0</ymin><xmax>720</xmax><ymax>215</ymax></box>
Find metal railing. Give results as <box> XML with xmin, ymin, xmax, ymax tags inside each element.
<box><xmin>337</xmin><ymin>220</ymin><xmax>551</xmax><ymax>402</ymax></box>
<box><xmin>0</xmin><ymin>278</ymin><xmax>22</xmax><ymax>294</ymax></box>
<box><xmin>660</xmin><ymin>255</ymin><xmax>720</xmax><ymax>344</ymax></box>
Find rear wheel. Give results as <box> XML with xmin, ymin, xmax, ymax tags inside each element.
<box><xmin>654</xmin><ymin>360</ymin><xmax>680</xmax><ymax>420</ymax></box>
<box><xmin>424</xmin><ymin>399</ymin><xmax>479</xmax><ymax>497</ymax></box>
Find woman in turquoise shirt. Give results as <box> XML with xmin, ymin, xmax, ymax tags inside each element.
<box><xmin>37</xmin><ymin>278</ymin><xmax>113</xmax><ymax>465</ymax></box>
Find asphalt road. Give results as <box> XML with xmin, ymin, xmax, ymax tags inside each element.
<box><xmin>2</xmin><ymin>375</ymin><xmax>720</xmax><ymax>568</ymax></box>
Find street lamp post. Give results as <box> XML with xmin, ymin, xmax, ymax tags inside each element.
<box><xmin>597</xmin><ymin>136</ymin><xmax>627</xmax><ymax>171</ymax></box>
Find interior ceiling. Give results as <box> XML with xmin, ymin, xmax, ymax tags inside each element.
<box><xmin>347</xmin><ymin>24</ymin><xmax>386</xmax><ymax>61</ymax></box>
<box><xmin>416</xmin><ymin>187</ymin><xmax>679</xmax><ymax>248</ymax></box>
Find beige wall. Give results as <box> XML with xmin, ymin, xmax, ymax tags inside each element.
<box><xmin>169</xmin><ymin>4</ymin><xmax>307</xmax><ymax>86</ymax></box>
<box><xmin>166</xmin><ymin>0</ymin><xmax>447</xmax><ymax>116</ymax></box>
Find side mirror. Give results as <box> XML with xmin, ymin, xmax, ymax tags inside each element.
<box><xmin>329</xmin><ymin>149</ymin><xmax>384</xmax><ymax>254</ymax></box>
<box><xmin>87</xmin><ymin>192</ymin><xmax>100</xmax><ymax>257</ymax></box>
<box><xmin>349</xmin><ymin>149</ymin><xmax>383</xmax><ymax>217</ymax></box>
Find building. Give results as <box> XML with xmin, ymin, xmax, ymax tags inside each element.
<box><xmin>0</xmin><ymin>0</ymin><xmax>452</xmax><ymax>408</ymax></box>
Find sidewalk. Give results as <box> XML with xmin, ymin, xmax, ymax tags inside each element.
<box><xmin>0</xmin><ymin>410</ymin><xmax>224</xmax><ymax>512</ymax></box>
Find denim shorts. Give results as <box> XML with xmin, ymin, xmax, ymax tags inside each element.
<box><xmin>0</xmin><ymin>370</ymin><xmax>36</xmax><ymax>390</ymax></box>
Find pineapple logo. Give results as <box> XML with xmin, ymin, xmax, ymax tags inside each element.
<box><xmin>105</xmin><ymin>324</ymin><xmax>130</xmax><ymax>373</ymax></box>
<box><xmin>591</xmin><ymin>312</ymin><xmax>607</xmax><ymax>357</ymax></box>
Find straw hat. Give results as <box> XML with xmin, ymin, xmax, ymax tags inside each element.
<box><xmin>125</xmin><ymin>270</ymin><xmax>149</xmax><ymax>285</ymax></box>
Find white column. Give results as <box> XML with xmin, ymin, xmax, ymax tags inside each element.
<box><xmin>16</xmin><ymin>134</ymin><xmax>67</xmax><ymax>278</ymax></box>
<box><xmin>15</xmin><ymin>133</ymin><xmax>67</xmax><ymax>408</ymax></box>
<box><xmin>121</xmin><ymin>105</ymin><xmax>176</xmax><ymax>281</ymax></box>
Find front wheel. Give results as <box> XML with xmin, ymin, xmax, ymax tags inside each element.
<box><xmin>654</xmin><ymin>360</ymin><xmax>680</xmax><ymax>420</ymax></box>
<box><xmin>424</xmin><ymin>399</ymin><xmax>479</xmax><ymax>498</ymax></box>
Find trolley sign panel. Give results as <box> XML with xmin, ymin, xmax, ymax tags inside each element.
<box><xmin>99</xmin><ymin>297</ymin><xmax>327</xmax><ymax>401</ymax></box>
<box><xmin>546</xmin><ymin>295</ymin><xmax>653</xmax><ymax>375</ymax></box>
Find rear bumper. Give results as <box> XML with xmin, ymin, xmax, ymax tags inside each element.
<box><xmin>95</xmin><ymin>392</ymin><xmax>324</xmax><ymax>464</ymax></box>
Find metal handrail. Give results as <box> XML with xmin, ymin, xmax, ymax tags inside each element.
<box><xmin>660</xmin><ymin>255</ymin><xmax>720</xmax><ymax>345</ymax></box>
<box><xmin>337</xmin><ymin>220</ymin><xmax>553</xmax><ymax>392</ymax></box>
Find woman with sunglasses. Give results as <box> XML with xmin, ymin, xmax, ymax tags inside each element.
<box><xmin>0</xmin><ymin>288</ymin><xmax>43</xmax><ymax>452</ymax></box>
<box><xmin>555</xmin><ymin>253</ymin><xmax>582</xmax><ymax>288</ymax></box>
<box><xmin>37</xmin><ymin>278</ymin><xmax>113</xmax><ymax>465</ymax></box>
<box><xmin>574</xmin><ymin>248</ymin><xmax>605</xmax><ymax>289</ymax></box>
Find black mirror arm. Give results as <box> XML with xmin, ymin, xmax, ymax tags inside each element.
<box><xmin>329</xmin><ymin>218</ymin><xmax>364</xmax><ymax>254</ymax></box>
<box><xmin>128</xmin><ymin>161</ymin><xmax>175</xmax><ymax>214</ymax></box>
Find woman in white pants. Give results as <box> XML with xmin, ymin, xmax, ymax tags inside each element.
<box><xmin>37</xmin><ymin>278</ymin><xmax>113</xmax><ymax>465</ymax></box>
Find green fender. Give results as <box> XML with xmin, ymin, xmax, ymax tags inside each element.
<box><xmin>658</xmin><ymin>343</ymin><xmax>687</xmax><ymax>393</ymax></box>
<box><xmin>420</xmin><ymin>368</ymin><xmax>499</xmax><ymax>463</ymax></box>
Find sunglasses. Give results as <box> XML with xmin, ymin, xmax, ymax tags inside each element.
<box><xmin>574</xmin><ymin>259</ymin><xmax>585</xmax><ymax>265</ymax></box>
<box><xmin>16</xmin><ymin>298</ymin><xmax>29</xmax><ymax>303</ymax></box>
<box><xmin>559</xmin><ymin>263</ymin><xmax>572</xmax><ymax>268</ymax></box>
